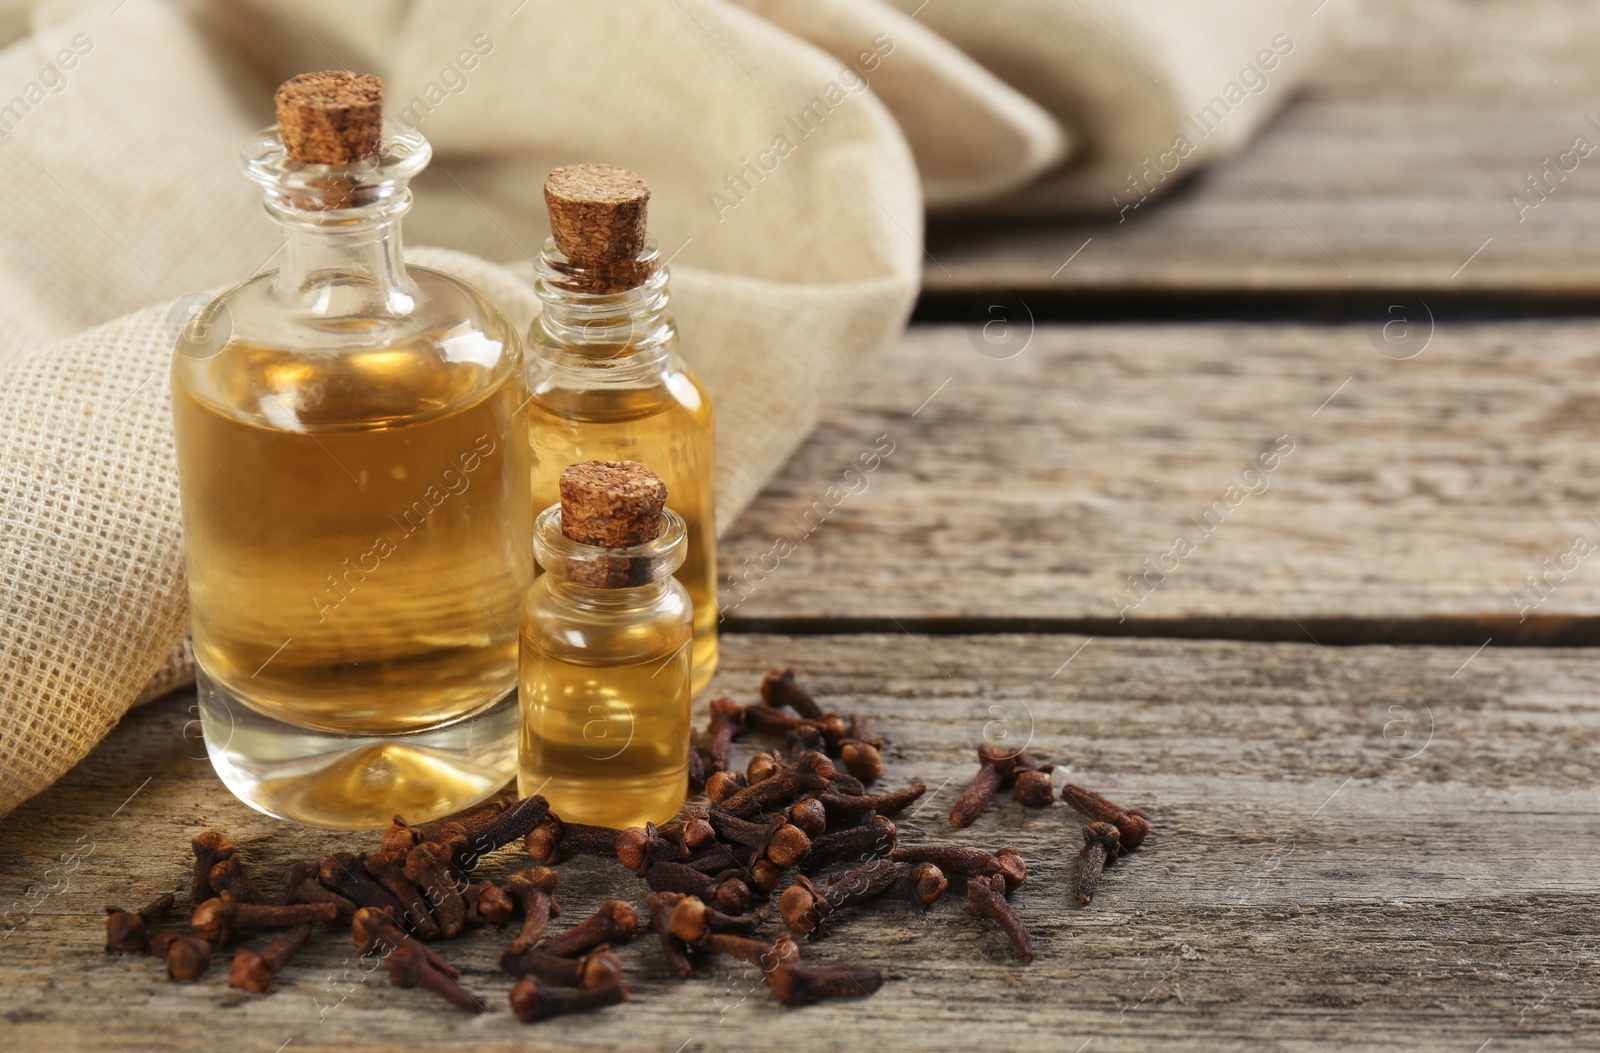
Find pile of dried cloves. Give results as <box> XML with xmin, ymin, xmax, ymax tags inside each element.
<box><xmin>104</xmin><ymin>667</ymin><xmax>1152</xmax><ymax>1019</ymax></box>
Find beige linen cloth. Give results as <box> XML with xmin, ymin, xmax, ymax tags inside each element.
<box><xmin>0</xmin><ymin>0</ymin><xmax>1339</xmax><ymax>817</ymax></box>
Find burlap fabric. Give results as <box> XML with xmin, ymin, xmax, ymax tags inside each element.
<box><xmin>0</xmin><ymin>0</ymin><xmax>1339</xmax><ymax>817</ymax></box>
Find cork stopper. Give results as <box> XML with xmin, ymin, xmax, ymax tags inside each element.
<box><xmin>543</xmin><ymin>164</ymin><xmax>655</xmax><ymax>292</ymax></box>
<box><xmin>559</xmin><ymin>461</ymin><xmax>667</xmax><ymax>548</ymax></box>
<box><xmin>275</xmin><ymin>71</ymin><xmax>384</xmax><ymax>164</ymax></box>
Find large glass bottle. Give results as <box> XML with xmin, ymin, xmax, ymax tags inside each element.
<box><xmin>526</xmin><ymin>165</ymin><xmax>718</xmax><ymax>696</ymax></box>
<box><xmin>171</xmin><ymin>73</ymin><xmax>531</xmax><ymax>829</ymax></box>
<box><xmin>518</xmin><ymin>462</ymin><xmax>693</xmax><ymax>827</ymax></box>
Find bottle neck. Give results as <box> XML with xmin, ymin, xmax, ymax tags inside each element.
<box><xmin>545</xmin><ymin>577</ymin><xmax>674</xmax><ymax>612</ymax></box>
<box><xmin>532</xmin><ymin>238</ymin><xmax>674</xmax><ymax>380</ymax></box>
<box><xmin>265</xmin><ymin>194</ymin><xmax>417</xmax><ymax>317</ymax></box>
<box><xmin>242</xmin><ymin>125</ymin><xmax>430</xmax><ymax>322</ymax></box>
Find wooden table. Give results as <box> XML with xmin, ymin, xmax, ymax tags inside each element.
<box><xmin>5</xmin><ymin>1</ymin><xmax>1599</xmax><ymax>1049</ymax></box>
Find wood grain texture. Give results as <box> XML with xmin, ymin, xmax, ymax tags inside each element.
<box><xmin>1</xmin><ymin>634</ymin><xmax>1596</xmax><ymax>1052</ymax></box>
<box><xmin>924</xmin><ymin>0</ymin><xmax>1600</xmax><ymax>296</ymax></box>
<box><xmin>719</xmin><ymin>322</ymin><xmax>1600</xmax><ymax>642</ymax></box>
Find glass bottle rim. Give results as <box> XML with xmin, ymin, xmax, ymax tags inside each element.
<box><xmin>533</xmin><ymin>504</ymin><xmax>688</xmax><ymax>586</ymax></box>
<box><xmin>241</xmin><ymin>124</ymin><xmax>431</xmax><ymax>210</ymax></box>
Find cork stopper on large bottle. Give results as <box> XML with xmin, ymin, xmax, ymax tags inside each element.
<box><xmin>274</xmin><ymin>71</ymin><xmax>384</xmax><ymax>165</ymax></box>
<box><xmin>543</xmin><ymin>164</ymin><xmax>655</xmax><ymax>291</ymax></box>
<box><xmin>560</xmin><ymin>460</ymin><xmax>667</xmax><ymax>548</ymax></box>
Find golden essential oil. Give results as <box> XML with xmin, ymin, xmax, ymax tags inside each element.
<box><xmin>517</xmin><ymin>462</ymin><xmax>693</xmax><ymax>828</ymax></box>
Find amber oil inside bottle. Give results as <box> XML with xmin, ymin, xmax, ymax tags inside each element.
<box><xmin>518</xmin><ymin>504</ymin><xmax>693</xmax><ymax>827</ymax></box>
<box><xmin>528</xmin><ymin>237</ymin><xmax>718</xmax><ymax>697</ymax></box>
<box><xmin>172</xmin><ymin>118</ymin><xmax>530</xmax><ymax>829</ymax></box>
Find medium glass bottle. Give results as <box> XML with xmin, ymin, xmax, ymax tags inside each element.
<box><xmin>518</xmin><ymin>461</ymin><xmax>693</xmax><ymax>828</ymax></box>
<box><xmin>171</xmin><ymin>72</ymin><xmax>531</xmax><ymax>829</ymax></box>
<box><xmin>526</xmin><ymin>165</ymin><xmax>718</xmax><ymax>696</ymax></box>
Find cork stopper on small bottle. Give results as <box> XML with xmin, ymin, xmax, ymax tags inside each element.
<box><xmin>275</xmin><ymin>71</ymin><xmax>384</xmax><ymax>165</ymax></box>
<box><xmin>543</xmin><ymin>164</ymin><xmax>655</xmax><ymax>291</ymax></box>
<box><xmin>559</xmin><ymin>460</ymin><xmax>667</xmax><ymax>548</ymax></box>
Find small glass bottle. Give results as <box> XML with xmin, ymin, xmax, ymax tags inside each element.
<box><xmin>171</xmin><ymin>72</ymin><xmax>531</xmax><ymax>829</ymax></box>
<box><xmin>518</xmin><ymin>460</ymin><xmax>693</xmax><ymax>828</ymax></box>
<box><xmin>525</xmin><ymin>165</ymin><xmax>718</xmax><ymax>696</ymax></box>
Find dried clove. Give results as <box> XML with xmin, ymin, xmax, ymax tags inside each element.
<box><xmin>191</xmin><ymin>893</ymin><xmax>337</xmax><ymax>945</ymax></box>
<box><xmin>787</xmin><ymin>797</ymin><xmax>828</xmax><ymax>838</ymax></box>
<box><xmin>148</xmin><ymin>929</ymin><xmax>183</xmax><ymax>960</ymax></box>
<box><xmin>817</xmin><ymin>782</ymin><xmax>927</xmax><ymax>823</ymax></box>
<box><xmin>645</xmin><ymin>861</ymin><xmax>753</xmax><ymax>915</ymax></box>
<box><xmin>779</xmin><ymin>858</ymin><xmax>898</xmax><ymax>937</ymax></box>
<box><xmin>383</xmin><ymin>796</ymin><xmax>508</xmax><ymax>856</ymax></box>
<box><xmin>839</xmin><ymin>739</ymin><xmax>884</xmax><ymax>784</ymax></box>
<box><xmin>949</xmin><ymin>746</ymin><xmax>1028</xmax><ymax>828</ymax></box>
<box><xmin>697</xmin><ymin>931</ymin><xmax>801</xmax><ymax>974</ymax></box>
<box><xmin>687</xmin><ymin>733</ymin><xmax>708</xmax><ymax>793</ymax></box>
<box><xmin>105</xmin><ymin>892</ymin><xmax>175</xmax><ymax>954</ymax></box>
<box><xmin>765</xmin><ymin>962</ymin><xmax>884</xmax><ymax>1006</ymax></box>
<box><xmin>209</xmin><ymin>856</ymin><xmax>269</xmax><ymax>905</ymax></box>
<box><xmin>1061</xmin><ymin>784</ymin><xmax>1150</xmax><ymax>850</ymax></box>
<box><xmin>454</xmin><ymin>794</ymin><xmax>550</xmax><ymax>871</ymax></box>
<box><xmin>190</xmin><ymin>831</ymin><xmax>234</xmax><ymax>907</ymax></box>
<box><xmin>786</xmin><ymin>724</ymin><xmax>828</xmax><ymax>758</ymax></box>
<box><xmin>965</xmin><ymin>874</ymin><xmax>1033</xmax><ymax>963</ymax></box>
<box><xmin>525</xmin><ymin>815</ymin><xmax>622</xmax><ymax>864</ymax></box>
<box><xmin>615</xmin><ymin>822</ymin><xmax>692</xmax><ymax>873</ymax></box>
<box><xmin>743</xmin><ymin>704</ymin><xmax>846</xmax><ymax>750</ymax></box>
<box><xmin>761</xmin><ymin>667</ymin><xmax>825</xmax><ymax>720</ymax></box>
<box><xmin>284</xmin><ymin>861</ymin><xmax>356</xmax><ymax>925</ymax></box>
<box><xmin>463</xmin><ymin>879</ymin><xmax>516</xmax><ymax>927</ymax></box>
<box><xmin>318</xmin><ymin>853</ymin><xmax>406</xmax><ymax>917</ymax></box>
<box><xmin>848</xmin><ymin>713</ymin><xmax>884</xmax><ymax>749</ymax></box>
<box><xmin>404</xmin><ymin>840</ymin><xmax>468</xmax><ymax>938</ymax></box>
<box><xmin>228</xmin><ymin>922</ymin><xmax>312</xmax><ymax>995</ymax></box>
<box><xmin>889</xmin><ymin>845</ymin><xmax>1003</xmax><ymax>882</ymax></box>
<box><xmin>827</xmin><ymin>770</ymin><xmax>868</xmax><ymax>797</ymax></box>
<box><xmin>706</xmin><ymin>696</ymin><xmax>746</xmax><ymax>775</ymax></box>
<box><xmin>679</xmin><ymin>841</ymin><xmax>746</xmax><ymax>875</ymax></box>
<box><xmin>536</xmin><ymin>899</ymin><xmax>637</xmax><ymax>958</ymax></box>
<box><xmin>386</xmin><ymin>941</ymin><xmax>488</xmax><ymax>1013</ymax></box>
<box><xmin>716</xmin><ymin>753</ymin><xmax>835</xmax><ymax>819</ymax></box>
<box><xmin>647</xmin><ymin>892</ymin><xmax>693</xmax><ymax>980</ymax></box>
<box><xmin>705</xmin><ymin>769</ymin><xmax>747</xmax><ymax>803</ymax></box>
<box><xmin>510</xmin><ymin>974</ymin><xmax>628</xmax><ymax>1022</ymax></box>
<box><xmin>1011</xmin><ymin>768</ymin><xmax>1055</xmax><ymax>808</ymax></box>
<box><xmin>500</xmin><ymin>943</ymin><xmax>624</xmax><ymax>989</ymax></box>
<box><xmin>166</xmin><ymin>936</ymin><xmax>213</xmax><ymax>981</ymax></box>
<box><xmin>365</xmin><ymin>850</ymin><xmax>439</xmax><ymax>940</ymax></box>
<box><xmin>707</xmin><ymin>810</ymin><xmax>812</xmax><ymax>869</ymax></box>
<box><xmin>802</xmin><ymin>812</ymin><xmax>895</xmax><ymax>873</ymax></box>
<box><xmin>506</xmin><ymin>867</ymin><xmax>561</xmax><ymax>953</ymax></box>
<box><xmin>351</xmin><ymin>907</ymin><xmax>458</xmax><ymax>977</ymax></box>
<box><xmin>746</xmin><ymin>750</ymin><xmax>784</xmax><ymax>785</ymax></box>
<box><xmin>666</xmin><ymin>895</ymin><xmax>768</xmax><ymax>944</ymax></box>
<box><xmin>906</xmin><ymin>862</ymin><xmax>948</xmax><ymax>907</ymax></box>
<box><xmin>672</xmin><ymin>814</ymin><xmax>717</xmax><ymax>850</ymax></box>
<box><xmin>1077</xmin><ymin>821</ymin><xmax>1122</xmax><ymax>906</ymax></box>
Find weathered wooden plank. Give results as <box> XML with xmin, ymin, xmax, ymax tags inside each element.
<box><xmin>924</xmin><ymin>0</ymin><xmax>1600</xmax><ymax>297</ymax></box>
<box><xmin>720</xmin><ymin>322</ymin><xmax>1600</xmax><ymax>642</ymax></box>
<box><xmin>2</xmin><ymin>634</ymin><xmax>1595</xmax><ymax>1052</ymax></box>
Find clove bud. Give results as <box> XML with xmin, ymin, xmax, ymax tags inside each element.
<box><xmin>764</xmin><ymin>962</ymin><xmax>884</xmax><ymax>1006</ymax></box>
<box><xmin>510</xmin><ymin>974</ymin><xmax>628</xmax><ymax>1022</ymax></box>
<box><xmin>1077</xmin><ymin>821</ymin><xmax>1122</xmax><ymax>906</ymax></box>
<box><xmin>965</xmin><ymin>873</ymin><xmax>1033</xmax><ymax>963</ymax></box>
<box><xmin>228</xmin><ymin>922</ymin><xmax>312</xmax><ymax>995</ymax></box>
<box><xmin>105</xmin><ymin>893</ymin><xmax>175</xmax><ymax>954</ymax></box>
<box><xmin>1061</xmin><ymin>784</ymin><xmax>1150</xmax><ymax>850</ymax></box>
<box><xmin>535</xmin><ymin>899</ymin><xmax>637</xmax><ymax>958</ymax></box>
<box><xmin>779</xmin><ymin>858</ymin><xmax>898</xmax><ymax>937</ymax></box>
